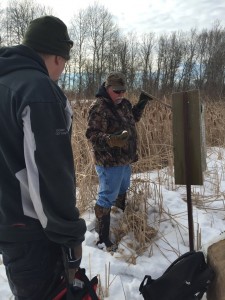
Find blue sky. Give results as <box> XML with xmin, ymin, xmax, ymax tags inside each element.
<box><xmin>2</xmin><ymin>0</ymin><xmax>225</xmax><ymax>34</ymax></box>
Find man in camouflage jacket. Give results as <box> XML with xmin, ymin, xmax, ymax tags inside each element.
<box><xmin>86</xmin><ymin>72</ymin><xmax>152</xmax><ymax>251</ymax></box>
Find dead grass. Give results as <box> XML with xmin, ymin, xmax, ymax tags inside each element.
<box><xmin>70</xmin><ymin>98</ymin><xmax>225</xmax><ymax>262</ymax></box>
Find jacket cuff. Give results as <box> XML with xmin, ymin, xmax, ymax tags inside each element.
<box><xmin>63</xmin><ymin>246</ymin><xmax>82</xmax><ymax>269</ymax></box>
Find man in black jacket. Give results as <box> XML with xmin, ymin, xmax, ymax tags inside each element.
<box><xmin>0</xmin><ymin>16</ymin><xmax>86</xmax><ymax>299</ymax></box>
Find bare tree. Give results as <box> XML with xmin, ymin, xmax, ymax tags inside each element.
<box><xmin>155</xmin><ymin>32</ymin><xmax>183</xmax><ymax>95</ymax></box>
<box><xmin>69</xmin><ymin>9</ymin><xmax>89</xmax><ymax>96</ymax></box>
<box><xmin>122</xmin><ymin>32</ymin><xmax>140</xmax><ymax>90</ymax></box>
<box><xmin>139</xmin><ymin>32</ymin><xmax>155</xmax><ymax>93</ymax></box>
<box><xmin>176</xmin><ymin>30</ymin><xmax>198</xmax><ymax>91</ymax></box>
<box><xmin>3</xmin><ymin>0</ymin><xmax>52</xmax><ymax>46</ymax></box>
<box><xmin>85</xmin><ymin>3</ymin><xmax>119</xmax><ymax>95</ymax></box>
<box><xmin>204</xmin><ymin>22</ymin><xmax>225</xmax><ymax>98</ymax></box>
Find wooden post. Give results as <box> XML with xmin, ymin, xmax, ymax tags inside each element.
<box><xmin>172</xmin><ymin>90</ymin><xmax>205</xmax><ymax>251</ymax></box>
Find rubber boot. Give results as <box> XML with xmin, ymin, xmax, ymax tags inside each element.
<box><xmin>114</xmin><ymin>193</ymin><xmax>126</xmax><ymax>212</ymax></box>
<box><xmin>94</xmin><ymin>204</ymin><xmax>118</xmax><ymax>252</ymax></box>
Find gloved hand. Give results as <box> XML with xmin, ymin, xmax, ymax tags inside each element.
<box><xmin>63</xmin><ymin>244</ymin><xmax>82</xmax><ymax>285</ymax></box>
<box><xmin>136</xmin><ymin>91</ymin><xmax>153</xmax><ymax>110</ymax></box>
<box><xmin>106</xmin><ymin>130</ymin><xmax>129</xmax><ymax>148</ymax></box>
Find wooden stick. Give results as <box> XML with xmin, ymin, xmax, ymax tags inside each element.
<box><xmin>141</xmin><ymin>90</ymin><xmax>172</xmax><ymax>109</ymax></box>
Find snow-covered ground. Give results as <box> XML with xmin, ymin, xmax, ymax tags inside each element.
<box><xmin>1</xmin><ymin>147</ymin><xmax>225</xmax><ymax>299</ymax></box>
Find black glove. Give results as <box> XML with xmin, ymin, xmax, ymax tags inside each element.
<box><xmin>106</xmin><ymin>130</ymin><xmax>129</xmax><ymax>148</ymax></box>
<box><xmin>63</xmin><ymin>244</ymin><xmax>82</xmax><ymax>285</ymax></box>
<box><xmin>136</xmin><ymin>91</ymin><xmax>153</xmax><ymax>110</ymax></box>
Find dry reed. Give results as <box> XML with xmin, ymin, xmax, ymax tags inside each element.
<box><xmin>70</xmin><ymin>97</ymin><xmax>225</xmax><ymax>263</ymax></box>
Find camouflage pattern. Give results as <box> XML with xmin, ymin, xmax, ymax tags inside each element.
<box><xmin>86</xmin><ymin>86</ymin><xmax>145</xmax><ymax>167</ymax></box>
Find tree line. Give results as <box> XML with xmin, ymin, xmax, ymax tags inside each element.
<box><xmin>1</xmin><ymin>0</ymin><xmax>225</xmax><ymax>100</ymax></box>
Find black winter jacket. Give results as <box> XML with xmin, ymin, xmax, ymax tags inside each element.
<box><xmin>0</xmin><ymin>45</ymin><xmax>86</xmax><ymax>247</ymax></box>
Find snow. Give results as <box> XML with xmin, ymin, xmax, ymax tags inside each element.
<box><xmin>1</xmin><ymin>147</ymin><xmax>225</xmax><ymax>299</ymax></box>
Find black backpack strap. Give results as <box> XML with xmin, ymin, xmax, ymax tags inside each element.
<box><xmin>78</xmin><ymin>268</ymin><xmax>99</xmax><ymax>300</ymax></box>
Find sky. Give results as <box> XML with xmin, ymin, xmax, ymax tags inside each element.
<box><xmin>1</xmin><ymin>146</ymin><xmax>225</xmax><ymax>299</ymax></box>
<box><xmin>1</xmin><ymin>0</ymin><xmax>225</xmax><ymax>34</ymax></box>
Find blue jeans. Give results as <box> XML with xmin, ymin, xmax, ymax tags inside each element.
<box><xmin>95</xmin><ymin>165</ymin><xmax>131</xmax><ymax>208</ymax></box>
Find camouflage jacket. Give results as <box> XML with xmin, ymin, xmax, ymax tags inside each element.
<box><xmin>86</xmin><ymin>85</ymin><xmax>145</xmax><ymax>167</ymax></box>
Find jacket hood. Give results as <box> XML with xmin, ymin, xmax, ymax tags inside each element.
<box><xmin>95</xmin><ymin>82</ymin><xmax>111</xmax><ymax>99</ymax></box>
<box><xmin>0</xmin><ymin>44</ymin><xmax>48</xmax><ymax>77</ymax></box>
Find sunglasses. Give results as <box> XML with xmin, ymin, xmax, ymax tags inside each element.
<box><xmin>113</xmin><ymin>90</ymin><xmax>126</xmax><ymax>94</ymax></box>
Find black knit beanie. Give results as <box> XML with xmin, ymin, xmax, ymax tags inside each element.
<box><xmin>22</xmin><ymin>15</ymin><xmax>73</xmax><ymax>60</ymax></box>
